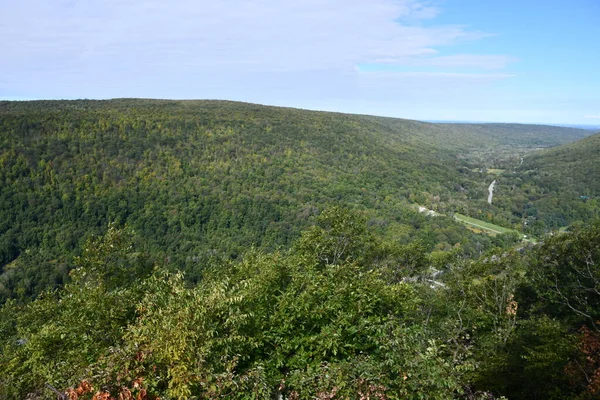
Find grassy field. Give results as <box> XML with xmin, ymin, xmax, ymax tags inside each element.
<box><xmin>454</xmin><ymin>213</ymin><xmax>521</xmax><ymax>236</ymax></box>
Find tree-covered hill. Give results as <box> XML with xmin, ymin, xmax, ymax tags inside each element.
<box><xmin>438</xmin><ymin>122</ymin><xmax>592</xmax><ymax>148</ymax></box>
<box><xmin>522</xmin><ymin>131</ymin><xmax>600</xmax><ymax>196</ymax></box>
<box><xmin>430</xmin><ymin>122</ymin><xmax>594</xmax><ymax>169</ymax></box>
<box><xmin>1</xmin><ymin>99</ymin><xmax>599</xmax><ymax>399</ymax></box>
<box><xmin>1</xmin><ymin>209</ymin><xmax>599</xmax><ymax>399</ymax></box>
<box><xmin>0</xmin><ymin>99</ymin><xmax>594</xmax><ymax>301</ymax></box>
<box><xmin>486</xmin><ymin>131</ymin><xmax>600</xmax><ymax>234</ymax></box>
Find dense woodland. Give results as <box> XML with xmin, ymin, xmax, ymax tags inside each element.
<box><xmin>0</xmin><ymin>99</ymin><xmax>599</xmax><ymax>399</ymax></box>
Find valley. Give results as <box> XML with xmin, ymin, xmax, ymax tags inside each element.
<box><xmin>0</xmin><ymin>99</ymin><xmax>596</xmax><ymax>302</ymax></box>
<box><xmin>2</xmin><ymin>0</ymin><xmax>599</xmax><ymax>397</ymax></box>
<box><xmin>0</xmin><ymin>99</ymin><xmax>598</xmax><ymax>400</ymax></box>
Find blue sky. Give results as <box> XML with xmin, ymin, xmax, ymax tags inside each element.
<box><xmin>1</xmin><ymin>0</ymin><xmax>599</xmax><ymax>124</ymax></box>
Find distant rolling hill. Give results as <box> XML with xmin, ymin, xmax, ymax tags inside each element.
<box><xmin>488</xmin><ymin>131</ymin><xmax>600</xmax><ymax>232</ymax></box>
<box><xmin>379</xmin><ymin>120</ymin><xmax>593</xmax><ymax>170</ymax></box>
<box><xmin>522</xmin><ymin>131</ymin><xmax>600</xmax><ymax>196</ymax></box>
<box><xmin>437</xmin><ymin>122</ymin><xmax>593</xmax><ymax>148</ymax></box>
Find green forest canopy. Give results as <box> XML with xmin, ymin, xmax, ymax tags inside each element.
<box><xmin>1</xmin><ymin>209</ymin><xmax>599</xmax><ymax>399</ymax></box>
<box><xmin>1</xmin><ymin>99</ymin><xmax>596</xmax><ymax>303</ymax></box>
<box><xmin>1</xmin><ymin>99</ymin><xmax>599</xmax><ymax>399</ymax></box>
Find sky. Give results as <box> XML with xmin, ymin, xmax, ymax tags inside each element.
<box><xmin>1</xmin><ymin>0</ymin><xmax>599</xmax><ymax>124</ymax></box>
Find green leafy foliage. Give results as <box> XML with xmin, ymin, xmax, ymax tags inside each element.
<box><xmin>0</xmin><ymin>99</ymin><xmax>503</xmax><ymax>302</ymax></box>
<box><xmin>0</xmin><ymin>99</ymin><xmax>599</xmax><ymax>399</ymax></box>
<box><xmin>0</xmin><ymin>225</ymin><xmax>151</xmax><ymax>398</ymax></box>
<box><xmin>0</xmin><ymin>211</ymin><xmax>472</xmax><ymax>399</ymax></box>
<box><xmin>1</xmin><ymin>212</ymin><xmax>600</xmax><ymax>399</ymax></box>
<box><xmin>1</xmin><ymin>99</ymin><xmax>592</xmax><ymax>302</ymax></box>
<box><xmin>527</xmin><ymin>221</ymin><xmax>600</xmax><ymax>326</ymax></box>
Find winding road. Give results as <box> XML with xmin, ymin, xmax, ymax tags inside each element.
<box><xmin>487</xmin><ymin>180</ymin><xmax>496</xmax><ymax>205</ymax></box>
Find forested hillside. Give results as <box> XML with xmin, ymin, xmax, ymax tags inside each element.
<box><xmin>1</xmin><ymin>209</ymin><xmax>599</xmax><ymax>399</ymax></box>
<box><xmin>435</xmin><ymin>122</ymin><xmax>593</xmax><ymax>168</ymax></box>
<box><xmin>522</xmin><ymin>131</ymin><xmax>600</xmax><ymax>196</ymax></box>
<box><xmin>438</xmin><ymin>122</ymin><xmax>592</xmax><ymax>148</ymax></box>
<box><xmin>3</xmin><ymin>99</ymin><xmax>576</xmax><ymax>302</ymax></box>
<box><xmin>483</xmin><ymin>131</ymin><xmax>600</xmax><ymax>234</ymax></box>
<box><xmin>1</xmin><ymin>99</ymin><xmax>599</xmax><ymax>399</ymax></box>
<box><xmin>1</xmin><ymin>100</ymin><xmax>597</xmax><ymax>302</ymax></box>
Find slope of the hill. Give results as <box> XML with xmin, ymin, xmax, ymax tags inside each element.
<box><xmin>0</xmin><ymin>99</ymin><xmax>499</xmax><ymax>301</ymax></box>
<box><xmin>2</xmin><ymin>207</ymin><xmax>599</xmax><ymax>400</ymax></box>
<box><xmin>489</xmin><ymin>132</ymin><xmax>600</xmax><ymax>233</ymax></box>
<box><xmin>523</xmin><ymin>131</ymin><xmax>600</xmax><ymax>194</ymax></box>
<box><xmin>432</xmin><ymin>122</ymin><xmax>593</xmax><ymax>168</ymax></box>
<box><xmin>438</xmin><ymin>122</ymin><xmax>592</xmax><ymax>148</ymax></box>
<box><xmin>0</xmin><ymin>99</ymin><xmax>594</xmax><ymax>300</ymax></box>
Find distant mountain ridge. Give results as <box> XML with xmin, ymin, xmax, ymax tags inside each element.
<box><xmin>428</xmin><ymin>120</ymin><xmax>600</xmax><ymax>131</ymax></box>
<box><xmin>436</xmin><ymin>122</ymin><xmax>593</xmax><ymax>148</ymax></box>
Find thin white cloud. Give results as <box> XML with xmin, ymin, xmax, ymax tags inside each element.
<box><xmin>1</xmin><ymin>0</ymin><xmax>504</xmax><ymax>75</ymax></box>
<box><xmin>356</xmin><ymin>71</ymin><xmax>515</xmax><ymax>88</ymax></box>
<box><xmin>357</xmin><ymin>53</ymin><xmax>516</xmax><ymax>71</ymax></box>
<box><xmin>386</xmin><ymin>71</ymin><xmax>515</xmax><ymax>79</ymax></box>
<box><xmin>410</xmin><ymin>54</ymin><xmax>518</xmax><ymax>69</ymax></box>
<box><xmin>0</xmin><ymin>0</ymin><xmax>520</xmax><ymax>107</ymax></box>
<box><xmin>584</xmin><ymin>115</ymin><xmax>600</xmax><ymax>119</ymax></box>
